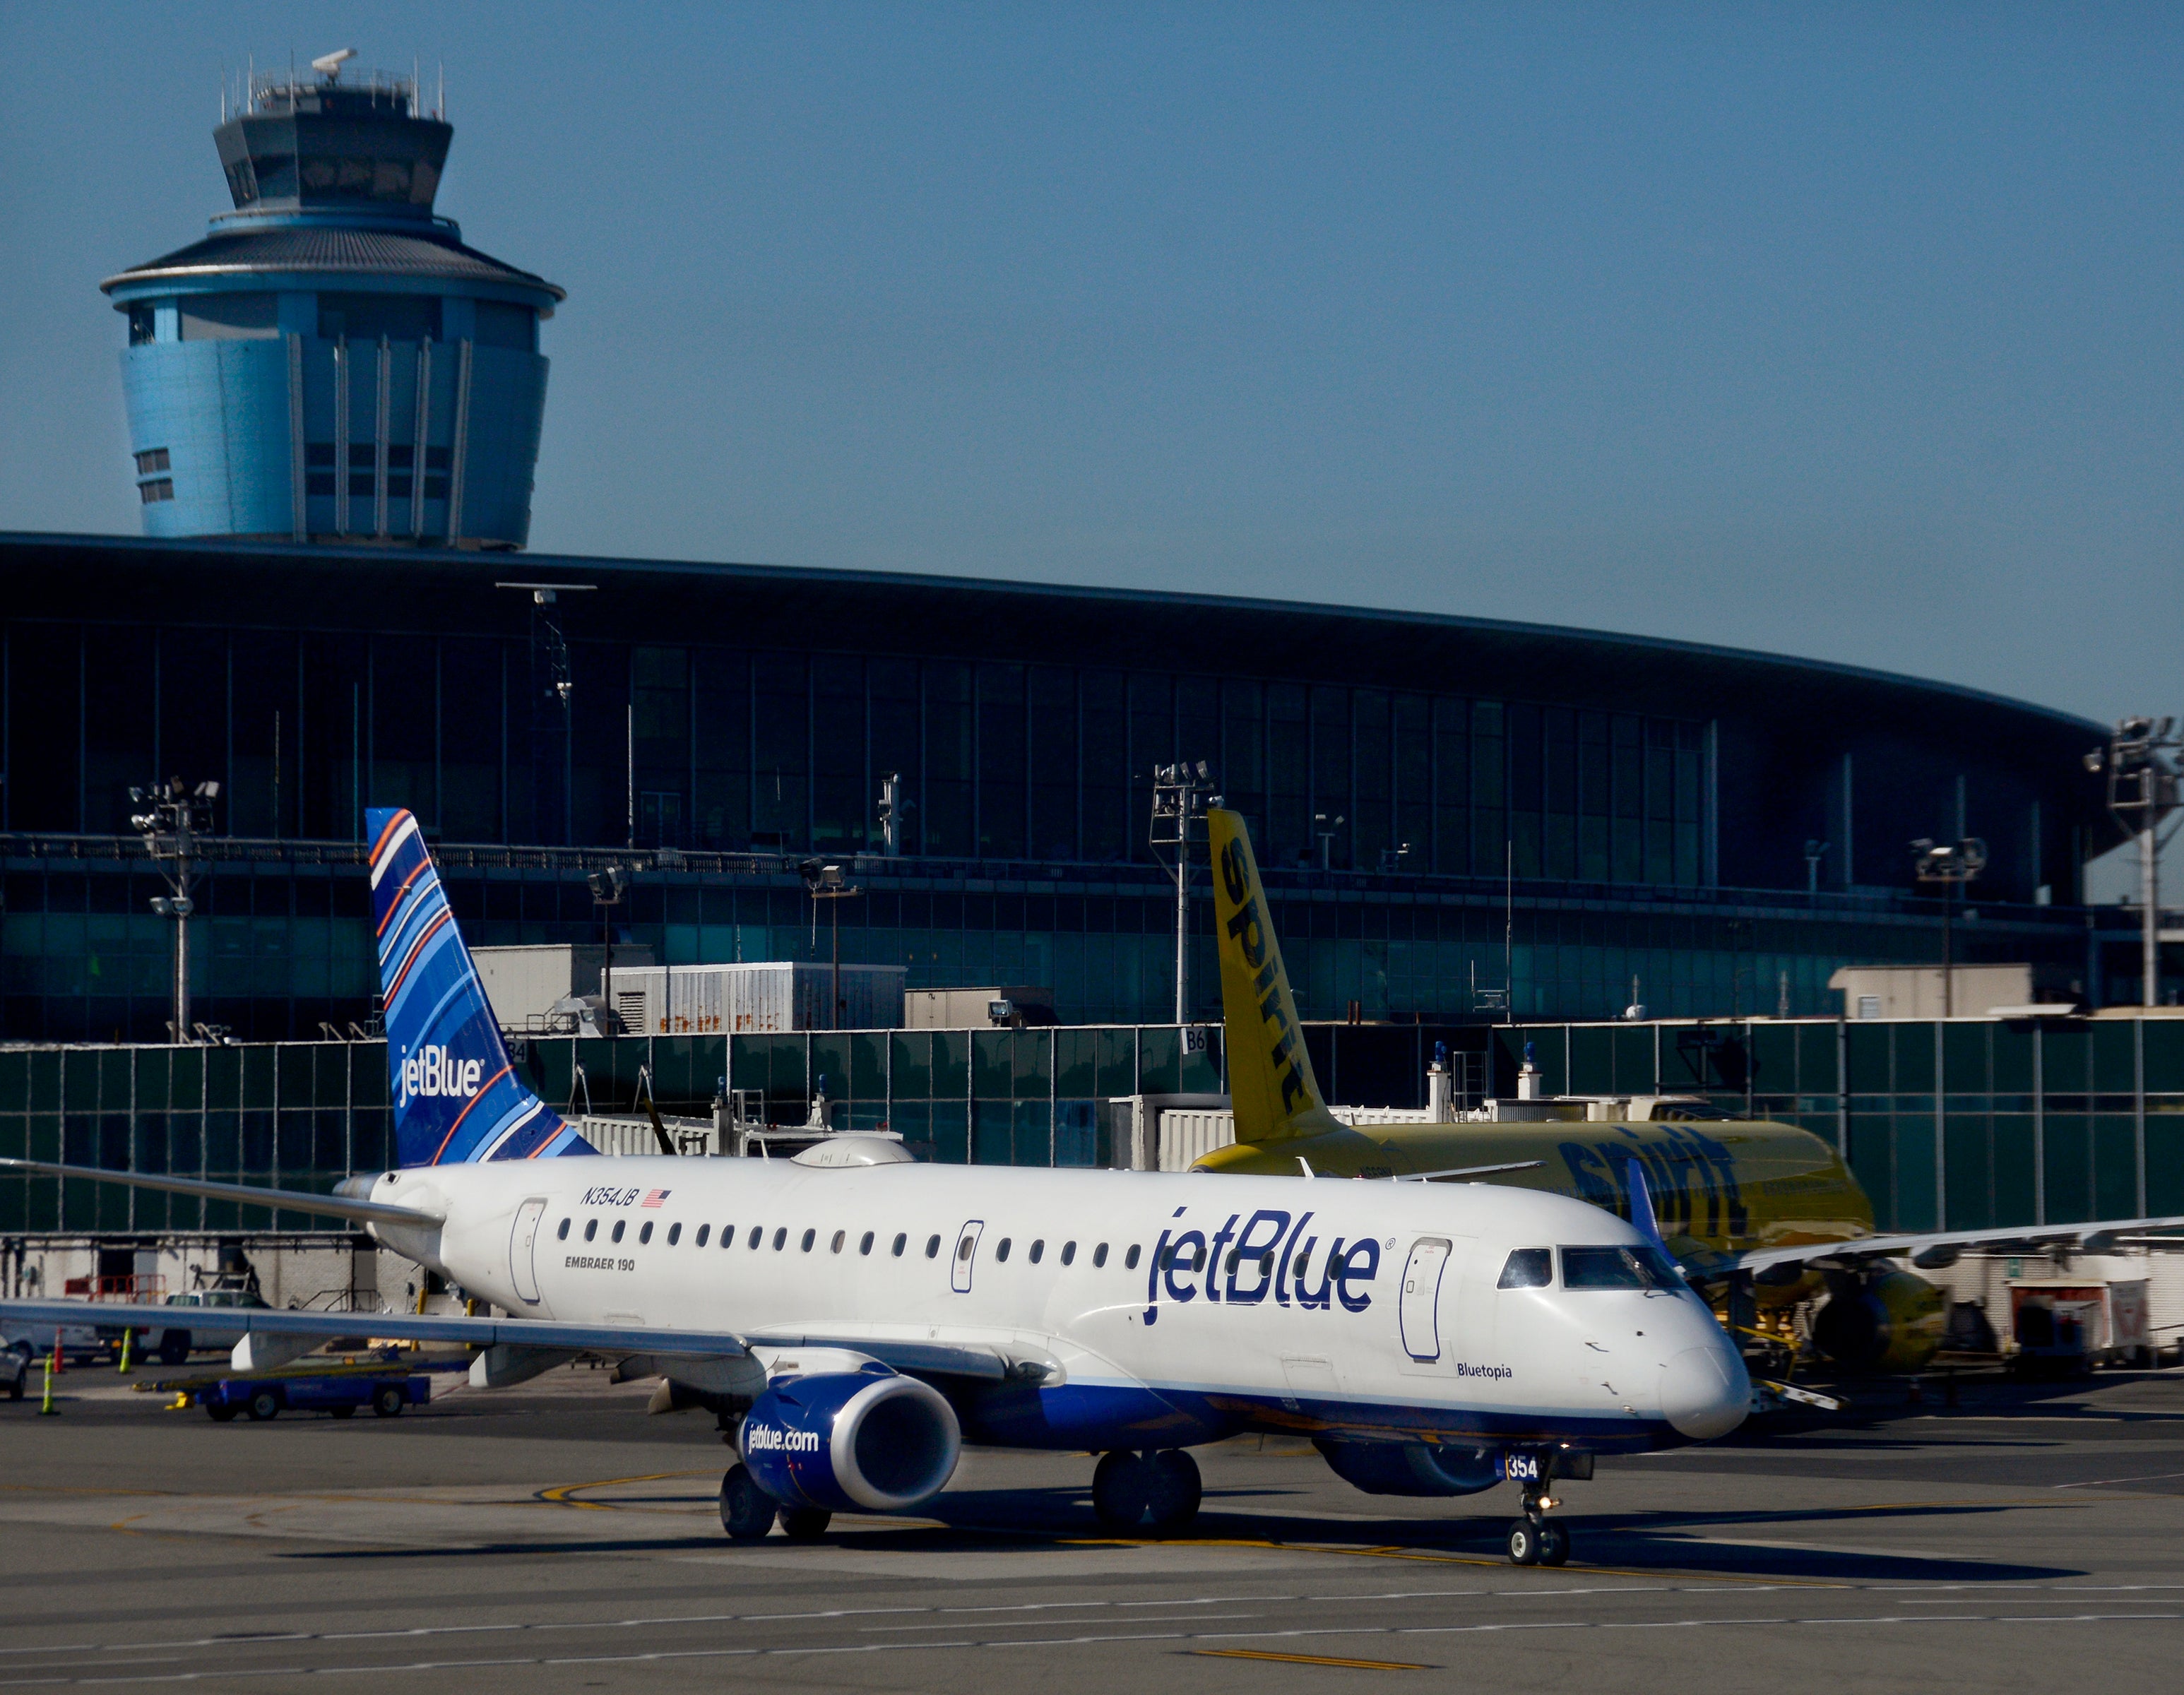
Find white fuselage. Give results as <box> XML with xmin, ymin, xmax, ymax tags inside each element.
<box><xmin>369</xmin><ymin>1157</ymin><xmax>1747</xmax><ymax>1453</ymax></box>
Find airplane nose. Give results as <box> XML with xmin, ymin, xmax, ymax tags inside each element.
<box><xmin>1658</xmin><ymin>1344</ymin><xmax>1749</xmax><ymax>1440</ymax></box>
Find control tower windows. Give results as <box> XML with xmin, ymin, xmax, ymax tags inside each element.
<box><xmin>179</xmin><ymin>294</ymin><xmax>278</xmax><ymax>340</ymax></box>
<box><xmin>133</xmin><ymin>450</ymin><xmax>170</xmax><ymax>475</ymax></box>
<box><xmin>317</xmin><ymin>295</ymin><xmax>441</xmax><ymax>344</ymax></box>
<box><xmin>473</xmin><ymin>302</ymin><xmax>536</xmax><ymax>352</ymax></box>
<box><xmin>127</xmin><ymin>306</ymin><xmax>156</xmax><ymax>345</ymax></box>
<box><xmin>138</xmin><ymin>480</ymin><xmax>173</xmax><ymax>504</ymax></box>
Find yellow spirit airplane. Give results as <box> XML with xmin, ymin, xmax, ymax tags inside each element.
<box><xmin>1197</xmin><ymin>807</ymin><xmax>2184</xmax><ymax>1375</ymax></box>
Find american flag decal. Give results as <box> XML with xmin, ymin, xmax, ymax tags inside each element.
<box><xmin>641</xmin><ymin>1189</ymin><xmax>671</xmax><ymax>1208</ymax></box>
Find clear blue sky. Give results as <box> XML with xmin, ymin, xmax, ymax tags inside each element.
<box><xmin>3</xmin><ymin>3</ymin><xmax>2178</xmax><ymax>744</ymax></box>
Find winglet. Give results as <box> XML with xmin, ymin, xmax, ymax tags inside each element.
<box><xmin>1623</xmin><ymin>1158</ymin><xmax>1667</xmax><ymax>1247</ymax></box>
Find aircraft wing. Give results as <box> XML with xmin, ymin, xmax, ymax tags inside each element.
<box><xmin>743</xmin><ymin>1332</ymin><xmax>1019</xmax><ymax>1381</ymax></box>
<box><xmin>0</xmin><ymin>1301</ymin><xmax>1048</xmax><ymax>1385</ymax></box>
<box><xmin>0</xmin><ymin>1297</ymin><xmax>747</xmax><ymax>1360</ymax></box>
<box><xmin>0</xmin><ymin>1157</ymin><xmax>441</xmax><ymax>1229</ymax></box>
<box><xmin>1723</xmin><ymin>1214</ymin><xmax>2184</xmax><ymax>1277</ymax></box>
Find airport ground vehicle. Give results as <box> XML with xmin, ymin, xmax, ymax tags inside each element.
<box><xmin>139</xmin><ymin>1286</ymin><xmax>273</xmax><ymax>1366</ymax></box>
<box><xmin>5</xmin><ymin>1342</ymin><xmax>26</xmax><ymax>1400</ymax></box>
<box><xmin>0</xmin><ymin>807</ymin><xmax>1751</xmax><ymax>1567</ymax></box>
<box><xmin>1194</xmin><ymin>808</ymin><xmax>2184</xmax><ymax>1376</ymax></box>
<box><xmin>199</xmin><ymin>1372</ymin><xmax>429</xmax><ymax>1422</ymax></box>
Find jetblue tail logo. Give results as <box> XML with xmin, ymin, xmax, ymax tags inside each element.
<box><xmin>400</xmin><ymin>1046</ymin><xmax>485</xmax><ymax>1107</ymax></box>
<box><xmin>367</xmin><ymin>808</ymin><xmax>596</xmax><ymax>1166</ymax></box>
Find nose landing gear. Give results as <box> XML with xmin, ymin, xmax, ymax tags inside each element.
<box><xmin>1506</xmin><ymin>1486</ymin><xmax>1569</xmax><ymax>1566</ymax></box>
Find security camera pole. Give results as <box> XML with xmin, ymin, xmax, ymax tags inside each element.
<box><xmin>130</xmin><ymin>778</ymin><xmax>220</xmax><ymax>1041</ymax></box>
<box><xmin>2086</xmin><ymin>717</ymin><xmax>2183</xmax><ymax>1007</ymax></box>
<box><xmin>1909</xmin><ymin>837</ymin><xmax>1987</xmax><ymax>1018</ymax></box>
<box><xmin>1150</xmin><ymin>763</ymin><xmax>1216</xmax><ymax>1025</ymax></box>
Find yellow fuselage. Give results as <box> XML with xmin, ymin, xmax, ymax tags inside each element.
<box><xmin>1194</xmin><ymin>1115</ymin><xmax>1873</xmax><ymax>1263</ymax></box>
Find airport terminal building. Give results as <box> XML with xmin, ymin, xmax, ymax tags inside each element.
<box><xmin>0</xmin><ymin>528</ymin><xmax>2123</xmax><ymax>1041</ymax></box>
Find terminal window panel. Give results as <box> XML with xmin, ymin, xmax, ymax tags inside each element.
<box><xmin>693</xmin><ymin>650</ymin><xmax>751</xmax><ymax>852</ymax></box>
<box><xmin>811</xmin><ymin>654</ymin><xmax>865</xmax><ymax>853</ymax></box>
<box><xmin>922</xmin><ymin>662</ymin><xmax>974</xmax><ymax>857</ymax></box>
<box><xmin>752</xmin><ymin>653</ymin><xmax>809</xmax><ymax>852</ymax></box>
<box><xmin>976</xmin><ymin>662</ymin><xmax>1026</xmax><ymax>861</ymax></box>
<box><xmin>1080</xmin><ymin>670</ymin><xmax>1129</xmax><ymax>863</ymax></box>
<box><xmin>868</xmin><ymin>658</ymin><xmax>922</xmax><ymax>854</ymax></box>
<box><xmin>1127</xmin><ymin>674</ymin><xmax>1173</xmax><ymax>864</ymax></box>
<box><xmin>1028</xmin><ymin>665</ymin><xmax>1078</xmax><ymax>861</ymax></box>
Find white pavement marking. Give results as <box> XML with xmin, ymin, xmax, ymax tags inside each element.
<box><xmin>6</xmin><ymin>1614</ymin><xmax>2184</xmax><ymax>1686</ymax></box>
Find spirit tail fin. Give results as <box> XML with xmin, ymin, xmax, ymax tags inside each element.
<box><xmin>367</xmin><ymin>808</ymin><xmax>596</xmax><ymax>1165</ymax></box>
<box><xmin>1209</xmin><ymin>807</ymin><xmax>1346</xmax><ymax>1143</ymax></box>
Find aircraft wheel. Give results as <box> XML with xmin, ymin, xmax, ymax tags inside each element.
<box><xmin>1506</xmin><ymin>1518</ymin><xmax>1542</xmax><ymax>1566</ymax></box>
<box><xmin>247</xmin><ymin>1389</ymin><xmax>281</xmax><ymax>1422</ymax></box>
<box><xmin>1537</xmin><ymin>1520</ymin><xmax>1569</xmax><ymax>1567</ymax></box>
<box><xmin>1144</xmin><ymin>1449</ymin><xmax>1202</xmax><ymax>1533</ymax></box>
<box><xmin>719</xmin><ymin>1465</ymin><xmax>777</xmax><ymax>1541</ymax></box>
<box><xmin>1092</xmin><ymin>1450</ymin><xmax>1152</xmax><ymax>1533</ymax></box>
<box><xmin>158</xmin><ymin>1332</ymin><xmax>191</xmax><ymax>1367</ymax></box>
<box><xmin>778</xmin><ymin>1507</ymin><xmax>832</xmax><ymax>1542</ymax></box>
<box><xmin>372</xmin><ymin>1384</ymin><xmax>406</xmax><ymax>1418</ymax></box>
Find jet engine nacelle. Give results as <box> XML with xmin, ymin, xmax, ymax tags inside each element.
<box><xmin>1314</xmin><ymin>1437</ymin><xmax>1505</xmax><ymax>1497</ymax></box>
<box><xmin>740</xmin><ymin>1364</ymin><xmax>962</xmax><ymax>1514</ymax></box>
<box><xmin>1812</xmin><ymin>1268</ymin><xmax>1946</xmax><ymax>1373</ymax></box>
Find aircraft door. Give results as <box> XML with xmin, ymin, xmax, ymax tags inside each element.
<box><xmin>1399</xmin><ymin>1237</ymin><xmax>1452</xmax><ymax>1362</ymax></box>
<box><xmin>950</xmin><ymin>1220</ymin><xmax>985</xmax><ymax>1294</ymax></box>
<box><xmin>509</xmin><ymin>1198</ymin><xmax>548</xmax><ymax>1305</ymax></box>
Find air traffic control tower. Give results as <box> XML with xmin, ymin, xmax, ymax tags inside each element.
<box><xmin>101</xmin><ymin>54</ymin><xmax>564</xmax><ymax>549</ymax></box>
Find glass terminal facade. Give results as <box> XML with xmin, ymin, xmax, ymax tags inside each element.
<box><xmin>5</xmin><ymin>1014</ymin><xmax>2180</xmax><ymax>1238</ymax></box>
<box><xmin>0</xmin><ymin>535</ymin><xmax>2124</xmax><ymax>1040</ymax></box>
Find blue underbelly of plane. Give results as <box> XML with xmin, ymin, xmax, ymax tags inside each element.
<box><xmin>952</xmin><ymin>1379</ymin><xmax>1680</xmax><ymax>1454</ymax></box>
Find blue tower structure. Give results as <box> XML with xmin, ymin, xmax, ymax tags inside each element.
<box><xmin>102</xmin><ymin>58</ymin><xmax>564</xmax><ymax>549</ymax></box>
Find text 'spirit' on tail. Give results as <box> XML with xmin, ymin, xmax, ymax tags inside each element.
<box><xmin>367</xmin><ymin>808</ymin><xmax>595</xmax><ymax>1165</ymax></box>
<box><xmin>1209</xmin><ymin>807</ymin><xmax>1343</xmax><ymax>1143</ymax></box>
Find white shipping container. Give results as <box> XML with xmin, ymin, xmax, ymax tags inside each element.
<box><xmin>605</xmin><ymin>963</ymin><xmax>907</xmax><ymax>1033</ymax></box>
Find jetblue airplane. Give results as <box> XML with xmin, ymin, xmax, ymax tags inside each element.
<box><xmin>0</xmin><ymin>808</ymin><xmax>1748</xmax><ymax>1567</ymax></box>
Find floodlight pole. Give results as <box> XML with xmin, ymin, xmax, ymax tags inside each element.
<box><xmin>2087</xmin><ymin>718</ymin><xmax>2183</xmax><ymax>1008</ymax></box>
<box><xmin>588</xmin><ymin>864</ymin><xmax>627</xmax><ymax>1035</ymax></box>
<box><xmin>800</xmin><ymin>860</ymin><xmax>862</xmax><ymax>1029</ymax></box>
<box><xmin>1911</xmin><ymin>837</ymin><xmax>1987</xmax><ymax>1018</ymax></box>
<box><xmin>131</xmin><ymin>778</ymin><xmax>218</xmax><ymax>1041</ymax></box>
<box><xmin>1151</xmin><ymin>763</ymin><xmax>1213</xmax><ymax>1025</ymax></box>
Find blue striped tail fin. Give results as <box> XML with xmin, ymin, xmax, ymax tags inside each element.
<box><xmin>367</xmin><ymin>808</ymin><xmax>596</xmax><ymax>1166</ymax></box>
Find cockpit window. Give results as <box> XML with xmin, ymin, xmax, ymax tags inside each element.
<box><xmin>1561</xmin><ymin>1244</ymin><xmax>1685</xmax><ymax>1291</ymax></box>
<box><xmin>1497</xmin><ymin>1248</ymin><xmax>1553</xmax><ymax>1289</ymax></box>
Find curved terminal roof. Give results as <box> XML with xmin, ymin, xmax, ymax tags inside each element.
<box><xmin>102</xmin><ymin>223</ymin><xmax>564</xmax><ymax>302</ymax></box>
<box><xmin>0</xmin><ymin>531</ymin><xmax>2103</xmax><ymax>756</ymax></box>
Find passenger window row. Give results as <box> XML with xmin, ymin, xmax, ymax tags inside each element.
<box><xmin>552</xmin><ymin>1213</ymin><xmax>1143</xmax><ymax>1273</ymax></box>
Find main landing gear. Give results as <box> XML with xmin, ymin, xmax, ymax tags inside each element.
<box><xmin>1091</xmin><ymin>1449</ymin><xmax>1201</xmax><ymax>1535</ymax></box>
<box><xmin>1506</xmin><ymin>1485</ymin><xmax>1569</xmax><ymax>1567</ymax></box>
<box><xmin>718</xmin><ymin>1464</ymin><xmax>833</xmax><ymax>1543</ymax></box>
